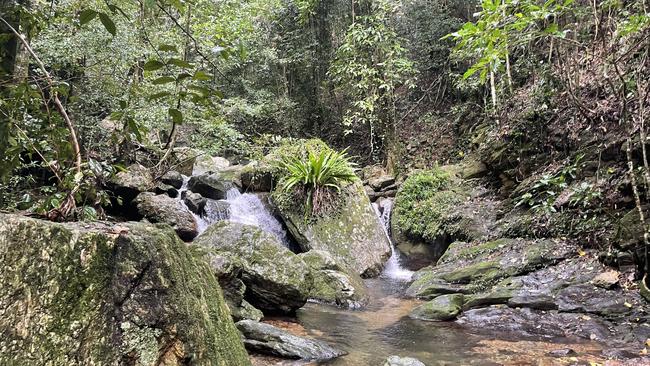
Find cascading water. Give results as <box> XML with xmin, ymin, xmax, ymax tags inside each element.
<box><xmin>177</xmin><ymin>175</ymin><xmax>290</xmax><ymax>247</ymax></box>
<box><xmin>224</xmin><ymin>188</ymin><xmax>290</xmax><ymax>246</ymax></box>
<box><xmin>372</xmin><ymin>199</ymin><xmax>413</xmax><ymax>281</ymax></box>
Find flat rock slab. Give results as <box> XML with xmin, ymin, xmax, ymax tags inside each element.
<box><xmin>236</xmin><ymin>320</ymin><xmax>345</xmax><ymax>361</ymax></box>
<box><xmin>384</xmin><ymin>355</ymin><xmax>426</xmax><ymax>366</ymax></box>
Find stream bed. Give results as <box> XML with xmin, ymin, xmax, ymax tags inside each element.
<box><xmin>257</xmin><ymin>277</ymin><xmax>615</xmax><ymax>366</ymax></box>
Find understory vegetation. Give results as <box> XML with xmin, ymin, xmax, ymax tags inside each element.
<box><xmin>1</xmin><ymin>0</ymin><xmax>650</xmax><ymax>282</ymax></box>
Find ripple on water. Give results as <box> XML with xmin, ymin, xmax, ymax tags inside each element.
<box><xmin>285</xmin><ymin>278</ymin><xmax>613</xmax><ymax>366</ymax></box>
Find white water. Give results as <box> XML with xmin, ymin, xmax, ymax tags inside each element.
<box><xmin>178</xmin><ymin>175</ymin><xmax>289</xmax><ymax>247</ymax></box>
<box><xmin>372</xmin><ymin>199</ymin><xmax>413</xmax><ymax>281</ymax></box>
<box><xmin>224</xmin><ymin>188</ymin><xmax>290</xmax><ymax>246</ymax></box>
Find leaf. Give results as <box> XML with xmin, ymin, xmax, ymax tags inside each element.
<box><xmin>167</xmin><ymin>58</ymin><xmax>192</xmax><ymax>68</ymax></box>
<box><xmin>74</xmin><ymin>171</ymin><xmax>84</xmax><ymax>183</ymax></box>
<box><xmin>98</xmin><ymin>13</ymin><xmax>116</xmax><ymax>36</ymax></box>
<box><xmin>148</xmin><ymin>91</ymin><xmax>171</xmax><ymax>101</ymax></box>
<box><xmin>152</xmin><ymin>76</ymin><xmax>176</xmax><ymax>85</ymax></box>
<box><xmin>193</xmin><ymin>70</ymin><xmax>213</xmax><ymax>81</ymax></box>
<box><xmin>143</xmin><ymin>60</ymin><xmax>165</xmax><ymax>71</ymax></box>
<box><xmin>79</xmin><ymin>9</ymin><xmax>97</xmax><ymax>25</ymax></box>
<box><xmin>168</xmin><ymin>108</ymin><xmax>183</xmax><ymax>124</ymax></box>
<box><xmin>158</xmin><ymin>44</ymin><xmax>178</xmax><ymax>53</ymax></box>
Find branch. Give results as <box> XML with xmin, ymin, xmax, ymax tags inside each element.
<box><xmin>0</xmin><ymin>15</ymin><xmax>82</xmax><ymax>175</ymax></box>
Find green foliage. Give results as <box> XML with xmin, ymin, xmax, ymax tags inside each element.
<box><xmin>393</xmin><ymin>168</ymin><xmax>464</xmax><ymax>241</ymax></box>
<box><xmin>515</xmin><ymin>154</ymin><xmax>584</xmax><ymax>214</ymax></box>
<box><xmin>446</xmin><ymin>0</ymin><xmax>574</xmax><ymax>106</ymax></box>
<box><xmin>277</xmin><ymin>147</ymin><xmax>358</xmax><ymax>215</ymax></box>
<box><xmin>329</xmin><ymin>0</ymin><xmax>415</xmax><ymax>155</ymax></box>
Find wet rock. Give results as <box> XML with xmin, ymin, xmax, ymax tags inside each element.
<box><xmin>204</xmin><ymin>200</ymin><xmax>231</xmax><ymax>221</ymax></box>
<box><xmin>195</xmin><ymin>221</ymin><xmax>313</xmax><ymax>314</ymax></box>
<box><xmin>457</xmin><ymin>306</ymin><xmax>614</xmax><ymax>340</ymax></box>
<box><xmin>188</xmin><ymin>172</ymin><xmax>230</xmax><ymax>199</ymax></box>
<box><xmin>161</xmin><ymin>170</ymin><xmax>184</xmax><ymax>189</ymax></box>
<box><xmin>369</xmin><ymin>175</ymin><xmax>395</xmax><ymax>191</ymax></box>
<box><xmin>299</xmin><ymin>250</ymin><xmax>369</xmax><ymax>308</ymax></box>
<box><xmin>193</xmin><ymin>154</ymin><xmax>230</xmax><ymax>175</ymax></box>
<box><xmin>182</xmin><ymin>191</ymin><xmax>207</xmax><ymax>216</ymax></box>
<box><xmin>365</xmin><ymin>185</ymin><xmax>380</xmax><ymax>202</ymax></box>
<box><xmin>547</xmin><ymin>348</ymin><xmax>578</xmax><ymax>358</ymax></box>
<box><xmin>153</xmin><ymin>182</ymin><xmax>178</xmax><ymax>198</ymax></box>
<box><xmin>0</xmin><ymin>214</ymin><xmax>250</xmax><ymax>366</ymax></box>
<box><xmin>407</xmin><ymin>238</ymin><xmax>572</xmax><ymax>299</ymax></box>
<box><xmin>236</xmin><ymin>320</ymin><xmax>345</xmax><ymax>361</ymax></box>
<box><xmin>135</xmin><ymin>192</ymin><xmax>198</xmax><ymax>241</ymax></box>
<box><xmin>241</xmin><ymin>162</ymin><xmax>274</xmax><ymax>192</ymax></box>
<box><xmin>409</xmin><ymin>294</ymin><xmax>464</xmax><ymax>321</ymax></box>
<box><xmin>209</xmin><ymin>254</ymin><xmax>263</xmax><ymax>322</ymax></box>
<box><xmin>555</xmin><ymin>284</ymin><xmax>634</xmax><ymax>316</ymax></box>
<box><xmin>592</xmin><ymin>270</ymin><xmax>620</xmax><ymax>289</ymax></box>
<box><xmin>384</xmin><ymin>355</ymin><xmax>426</xmax><ymax>366</ymax></box>
<box><xmin>277</xmin><ymin>182</ymin><xmax>391</xmax><ymax>277</ymax></box>
<box><xmin>108</xmin><ymin>163</ymin><xmax>154</xmax><ymax>203</ymax></box>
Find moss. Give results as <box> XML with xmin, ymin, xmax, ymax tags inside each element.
<box><xmin>393</xmin><ymin>168</ymin><xmax>466</xmax><ymax>244</ymax></box>
<box><xmin>439</xmin><ymin>239</ymin><xmax>509</xmax><ymax>264</ymax></box>
<box><xmin>0</xmin><ymin>215</ymin><xmax>250</xmax><ymax>366</ymax></box>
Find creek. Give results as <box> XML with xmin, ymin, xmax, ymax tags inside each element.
<box><xmin>179</xmin><ymin>175</ymin><xmax>611</xmax><ymax>365</ymax></box>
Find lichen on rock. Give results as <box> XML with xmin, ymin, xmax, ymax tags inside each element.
<box><xmin>0</xmin><ymin>214</ymin><xmax>250</xmax><ymax>366</ymax></box>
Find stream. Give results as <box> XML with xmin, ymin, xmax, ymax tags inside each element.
<box><xmin>179</xmin><ymin>176</ymin><xmax>612</xmax><ymax>365</ymax></box>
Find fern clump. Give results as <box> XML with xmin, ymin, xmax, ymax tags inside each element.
<box><xmin>277</xmin><ymin>148</ymin><xmax>358</xmax><ymax>216</ymax></box>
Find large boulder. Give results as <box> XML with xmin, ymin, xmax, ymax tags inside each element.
<box><xmin>391</xmin><ymin>168</ymin><xmax>497</xmax><ymax>268</ymax></box>
<box><xmin>0</xmin><ymin>214</ymin><xmax>250</xmax><ymax>366</ymax></box>
<box><xmin>108</xmin><ymin>163</ymin><xmax>154</xmax><ymax>203</ymax></box>
<box><xmin>406</xmin><ymin>238</ymin><xmax>573</xmax><ymax>299</ymax></box>
<box><xmin>277</xmin><ymin>182</ymin><xmax>391</xmax><ymax>277</ymax></box>
<box><xmin>188</xmin><ymin>172</ymin><xmax>231</xmax><ymax>200</ymax></box>
<box><xmin>193</xmin><ymin>154</ymin><xmax>231</xmax><ymax>175</ymax></box>
<box><xmin>236</xmin><ymin>320</ymin><xmax>345</xmax><ymax>361</ymax></box>
<box><xmin>209</xmin><ymin>254</ymin><xmax>263</xmax><ymax>322</ymax></box>
<box><xmin>134</xmin><ymin>192</ymin><xmax>198</xmax><ymax>241</ymax></box>
<box><xmin>195</xmin><ymin>221</ymin><xmax>313</xmax><ymax>314</ymax></box>
<box><xmin>299</xmin><ymin>250</ymin><xmax>369</xmax><ymax>308</ymax></box>
<box><xmin>160</xmin><ymin>170</ymin><xmax>184</xmax><ymax>189</ymax></box>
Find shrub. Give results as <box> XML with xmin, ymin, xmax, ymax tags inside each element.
<box><xmin>393</xmin><ymin>168</ymin><xmax>462</xmax><ymax>241</ymax></box>
<box><xmin>277</xmin><ymin>147</ymin><xmax>358</xmax><ymax>215</ymax></box>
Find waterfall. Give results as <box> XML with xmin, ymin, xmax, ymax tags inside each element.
<box><xmin>177</xmin><ymin>176</ymin><xmax>289</xmax><ymax>247</ymax></box>
<box><xmin>224</xmin><ymin>188</ymin><xmax>290</xmax><ymax>246</ymax></box>
<box><xmin>372</xmin><ymin>199</ymin><xmax>413</xmax><ymax>281</ymax></box>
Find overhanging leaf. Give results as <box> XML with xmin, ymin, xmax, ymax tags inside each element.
<box><xmin>79</xmin><ymin>9</ymin><xmax>97</xmax><ymax>25</ymax></box>
<box><xmin>168</xmin><ymin>108</ymin><xmax>183</xmax><ymax>124</ymax></box>
<box><xmin>98</xmin><ymin>13</ymin><xmax>116</xmax><ymax>36</ymax></box>
<box><xmin>143</xmin><ymin>60</ymin><xmax>165</xmax><ymax>71</ymax></box>
<box><xmin>152</xmin><ymin>76</ymin><xmax>176</xmax><ymax>85</ymax></box>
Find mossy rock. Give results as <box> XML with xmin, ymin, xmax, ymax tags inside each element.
<box><xmin>392</xmin><ymin>168</ymin><xmax>489</xmax><ymax>265</ymax></box>
<box><xmin>299</xmin><ymin>250</ymin><xmax>369</xmax><ymax>308</ymax></box>
<box><xmin>276</xmin><ymin>182</ymin><xmax>391</xmax><ymax>277</ymax></box>
<box><xmin>108</xmin><ymin>163</ymin><xmax>154</xmax><ymax>203</ymax></box>
<box><xmin>407</xmin><ymin>238</ymin><xmax>573</xmax><ymax>299</ymax></box>
<box><xmin>195</xmin><ymin>221</ymin><xmax>313</xmax><ymax>314</ymax></box>
<box><xmin>409</xmin><ymin>294</ymin><xmax>464</xmax><ymax>321</ymax></box>
<box><xmin>0</xmin><ymin>214</ymin><xmax>250</xmax><ymax>366</ymax></box>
